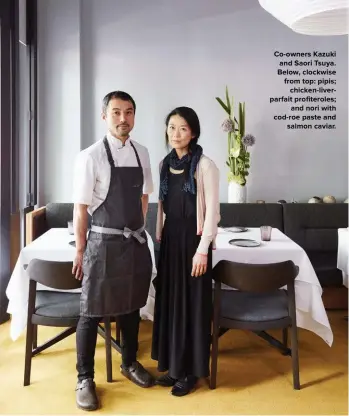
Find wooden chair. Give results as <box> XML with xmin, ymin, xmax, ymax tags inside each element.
<box><xmin>24</xmin><ymin>259</ymin><xmax>113</xmax><ymax>386</ymax></box>
<box><xmin>210</xmin><ymin>260</ymin><xmax>300</xmax><ymax>390</ymax></box>
<box><xmin>25</xmin><ymin>203</ymin><xmax>121</xmax><ymax>345</ymax></box>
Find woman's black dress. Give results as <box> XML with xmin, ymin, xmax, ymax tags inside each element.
<box><xmin>151</xmin><ymin>170</ymin><xmax>212</xmax><ymax>379</ymax></box>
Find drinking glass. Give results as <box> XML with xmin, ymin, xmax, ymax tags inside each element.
<box><xmin>260</xmin><ymin>225</ymin><xmax>272</xmax><ymax>241</ymax></box>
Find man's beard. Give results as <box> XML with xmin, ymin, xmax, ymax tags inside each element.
<box><xmin>116</xmin><ymin>125</ymin><xmax>130</xmax><ymax>137</ymax></box>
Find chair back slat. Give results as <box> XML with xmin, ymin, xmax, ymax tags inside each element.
<box><xmin>26</xmin><ymin>259</ymin><xmax>81</xmax><ymax>290</ymax></box>
<box><xmin>212</xmin><ymin>260</ymin><xmax>298</xmax><ymax>293</ymax></box>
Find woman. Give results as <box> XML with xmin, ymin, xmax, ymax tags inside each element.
<box><xmin>151</xmin><ymin>106</ymin><xmax>220</xmax><ymax>396</ymax></box>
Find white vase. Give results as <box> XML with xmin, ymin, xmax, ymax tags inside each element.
<box><xmin>228</xmin><ymin>181</ymin><xmax>247</xmax><ymax>203</ymax></box>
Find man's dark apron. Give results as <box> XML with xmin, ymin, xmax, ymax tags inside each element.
<box><xmin>81</xmin><ymin>137</ymin><xmax>153</xmax><ymax>317</ymax></box>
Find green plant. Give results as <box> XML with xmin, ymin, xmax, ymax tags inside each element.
<box><xmin>216</xmin><ymin>86</ymin><xmax>255</xmax><ymax>186</ymax></box>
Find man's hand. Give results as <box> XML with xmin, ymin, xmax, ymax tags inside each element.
<box><xmin>191</xmin><ymin>252</ymin><xmax>208</xmax><ymax>277</ymax></box>
<box><xmin>72</xmin><ymin>203</ymin><xmax>88</xmax><ymax>280</ymax></box>
<box><xmin>72</xmin><ymin>250</ymin><xmax>84</xmax><ymax>280</ymax></box>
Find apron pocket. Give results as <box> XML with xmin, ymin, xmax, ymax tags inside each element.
<box><xmin>105</xmin><ymin>239</ymin><xmax>129</xmax><ymax>279</ymax></box>
<box><xmin>82</xmin><ymin>239</ymin><xmax>107</xmax><ymax>279</ymax></box>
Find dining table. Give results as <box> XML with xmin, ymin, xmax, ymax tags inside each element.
<box><xmin>214</xmin><ymin>227</ymin><xmax>333</xmax><ymax>347</ymax></box>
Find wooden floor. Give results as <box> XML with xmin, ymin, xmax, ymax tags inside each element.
<box><xmin>0</xmin><ymin>311</ymin><xmax>347</xmax><ymax>415</ymax></box>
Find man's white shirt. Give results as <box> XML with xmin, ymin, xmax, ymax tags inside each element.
<box><xmin>73</xmin><ymin>133</ymin><xmax>153</xmax><ymax>215</ymax></box>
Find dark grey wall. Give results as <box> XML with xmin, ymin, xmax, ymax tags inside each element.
<box><xmin>37</xmin><ymin>0</ymin><xmax>348</xmax><ymax>204</ymax></box>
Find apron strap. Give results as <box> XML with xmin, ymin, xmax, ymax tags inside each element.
<box><xmin>130</xmin><ymin>141</ymin><xmax>142</xmax><ymax>168</ymax></box>
<box><xmin>90</xmin><ymin>224</ymin><xmax>146</xmax><ymax>244</ymax></box>
<box><xmin>103</xmin><ymin>137</ymin><xmax>142</xmax><ymax>169</ymax></box>
<box><xmin>103</xmin><ymin>137</ymin><xmax>115</xmax><ymax>167</ymax></box>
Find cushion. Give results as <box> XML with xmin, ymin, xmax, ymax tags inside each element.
<box><xmin>220</xmin><ymin>290</ymin><xmax>289</xmax><ymax>322</ymax></box>
<box><xmin>45</xmin><ymin>203</ymin><xmax>74</xmax><ymax>229</ymax></box>
<box><xmin>35</xmin><ymin>291</ymin><xmax>80</xmax><ymax>318</ymax></box>
<box><xmin>219</xmin><ymin>203</ymin><xmax>284</xmax><ymax>230</ymax></box>
<box><xmin>308</xmin><ymin>252</ymin><xmax>344</xmax><ymax>287</ymax></box>
<box><xmin>46</xmin><ymin>202</ymin><xmax>92</xmax><ymax>229</ymax></box>
<box><xmin>283</xmin><ymin>203</ymin><xmax>348</xmax><ymax>252</ymax></box>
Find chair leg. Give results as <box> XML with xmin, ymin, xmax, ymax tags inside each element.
<box><xmin>104</xmin><ymin>317</ymin><xmax>113</xmax><ymax>382</ymax></box>
<box><xmin>210</xmin><ymin>324</ymin><xmax>219</xmax><ymax>389</ymax></box>
<box><xmin>282</xmin><ymin>327</ymin><xmax>288</xmax><ymax>348</ymax></box>
<box><xmin>33</xmin><ymin>325</ymin><xmax>38</xmax><ymax>349</ymax></box>
<box><xmin>24</xmin><ymin>323</ymin><xmax>34</xmax><ymax>386</ymax></box>
<box><xmin>291</xmin><ymin>324</ymin><xmax>300</xmax><ymax>390</ymax></box>
<box><xmin>115</xmin><ymin>320</ymin><xmax>121</xmax><ymax>344</ymax></box>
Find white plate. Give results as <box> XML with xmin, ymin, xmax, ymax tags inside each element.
<box><xmin>229</xmin><ymin>238</ymin><xmax>261</xmax><ymax>247</ymax></box>
<box><xmin>224</xmin><ymin>226</ymin><xmax>248</xmax><ymax>233</ymax></box>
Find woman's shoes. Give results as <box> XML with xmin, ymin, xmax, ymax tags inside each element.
<box><xmin>155</xmin><ymin>373</ymin><xmax>177</xmax><ymax>387</ymax></box>
<box><xmin>171</xmin><ymin>375</ymin><xmax>198</xmax><ymax>397</ymax></box>
<box><xmin>156</xmin><ymin>373</ymin><xmax>198</xmax><ymax>396</ymax></box>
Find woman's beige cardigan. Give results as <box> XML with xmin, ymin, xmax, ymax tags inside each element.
<box><xmin>155</xmin><ymin>155</ymin><xmax>220</xmax><ymax>255</ymax></box>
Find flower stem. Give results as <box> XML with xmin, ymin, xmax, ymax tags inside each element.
<box><xmin>228</xmin><ymin>131</ymin><xmax>231</xmax><ymax>170</ymax></box>
<box><xmin>232</xmin><ymin>134</ymin><xmax>236</xmax><ymax>176</ymax></box>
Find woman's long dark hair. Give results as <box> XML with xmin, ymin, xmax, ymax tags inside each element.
<box><xmin>165</xmin><ymin>106</ymin><xmax>201</xmax><ymax>150</ymax></box>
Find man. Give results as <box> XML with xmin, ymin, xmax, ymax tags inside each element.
<box><xmin>72</xmin><ymin>91</ymin><xmax>154</xmax><ymax>411</ymax></box>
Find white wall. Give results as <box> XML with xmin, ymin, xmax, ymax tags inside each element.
<box><xmin>37</xmin><ymin>0</ymin><xmax>81</xmax><ymax>204</ymax></box>
<box><xmin>37</xmin><ymin>0</ymin><xmax>348</xmax><ymax>204</ymax></box>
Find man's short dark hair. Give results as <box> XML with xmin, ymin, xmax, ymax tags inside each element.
<box><xmin>102</xmin><ymin>91</ymin><xmax>136</xmax><ymax>114</ymax></box>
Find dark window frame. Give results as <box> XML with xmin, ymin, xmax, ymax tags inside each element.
<box><xmin>0</xmin><ymin>0</ymin><xmax>18</xmax><ymax>324</ymax></box>
<box><xmin>0</xmin><ymin>0</ymin><xmax>37</xmax><ymax>323</ymax></box>
<box><xmin>27</xmin><ymin>0</ymin><xmax>37</xmax><ymax>208</ymax></box>
<box><xmin>22</xmin><ymin>0</ymin><xmax>38</xmax><ymax>244</ymax></box>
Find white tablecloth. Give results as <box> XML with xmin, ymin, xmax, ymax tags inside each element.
<box><xmin>337</xmin><ymin>228</ymin><xmax>349</xmax><ymax>288</ymax></box>
<box><xmin>213</xmin><ymin>227</ymin><xmax>333</xmax><ymax>346</ymax></box>
<box><xmin>6</xmin><ymin>228</ymin><xmax>157</xmax><ymax>341</ymax></box>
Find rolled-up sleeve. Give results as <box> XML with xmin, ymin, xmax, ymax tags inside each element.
<box><xmin>196</xmin><ymin>160</ymin><xmax>220</xmax><ymax>255</ymax></box>
<box><xmin>72</xmin><ymin>151</ymin><xmax>95</xmax><ymax>205</ymax></box>
<box><xmin>142</xmin><ymin>148</ymin><xmax>154</xmax><ymax>195</ymax></box>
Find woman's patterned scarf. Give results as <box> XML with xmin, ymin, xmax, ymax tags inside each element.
<box><xmin>159</xmin><ymin>144</ymin><xmax>203</xmax><ymax>201</ymax></box>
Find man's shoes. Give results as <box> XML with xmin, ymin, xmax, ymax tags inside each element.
<box><xmin>75</xmin><ymin>378</ymin><xmax>99</xmax><ymax>411</ymax></box>
<box><xmin>171</xmin><ymin>375</ymin><xmax>198</xmax><ymax>397</ymax></box>
<box><xmin>155</xmin><ymin>373</ymin><xmax>177</xmax><ymax>387</ymax></box>
<box><xmin>120</xmin><ymin>361</ymin><xmax>155</xmax><ymax>388</ymax></box>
